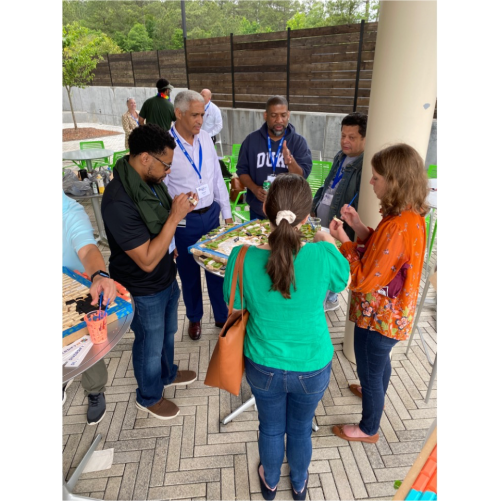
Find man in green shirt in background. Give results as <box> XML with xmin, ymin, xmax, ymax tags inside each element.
<box><xmin>139</xmin><ymin>78</ymin><xmax>176</xmax><ymax>131</ymax></box>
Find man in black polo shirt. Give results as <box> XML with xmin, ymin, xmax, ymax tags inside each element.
<box><xmin>101</xmin><ymin>124</ymin><xmax>198</xmax><ymax>420</ymax></box>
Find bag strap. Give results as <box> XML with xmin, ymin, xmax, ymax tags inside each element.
<box><xmin>228</xmin><ymin>245</ymin><xmax>249</xmax><ymax>316</ymax></box>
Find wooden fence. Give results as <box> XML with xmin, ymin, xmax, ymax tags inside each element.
<box><xmin>92</xmin><ymin>22</ymin><xmax>378</xmax><ymax>114</ymax></box>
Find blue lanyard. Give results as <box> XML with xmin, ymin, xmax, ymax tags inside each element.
<box><xmin>205</xmin><ymin>101</ymin><xmax>211</xmax><ymax>112</ymax></box>
<box><xmin>267</xmin><ymin>131</ymin><xmax>286</xmax><ymax>174</ymax></box>
<box><xmin>150</xmin><ymin>186</ymin><xmax>162</xmax><ymax>206</ymax></box>
<box><xmin>131</xmin><ymin>113</ymin><xmax>139</xmax><ymax>125</ymax></box>
<box><xmin>171</xmin><ymin>128</ymin><xmax>203</xmax><ymax>180</ymax></box>
<box><xmin>331</xmin><ymin>157</ymin><xmax>346</xmax><ymax>189</ymax></box>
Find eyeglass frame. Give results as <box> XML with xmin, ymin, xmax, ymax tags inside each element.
<box><xmin>150</xmin><ymin>154</ymin><xmax>172</xmax><ymax>171</ymax></box>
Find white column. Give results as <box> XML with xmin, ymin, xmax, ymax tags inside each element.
<box><xmin>343</xmin><ymin>0</ymin><xmax>437</xmax><ymax>363</ymax></box>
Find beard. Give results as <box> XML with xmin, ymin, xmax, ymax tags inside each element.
<box><xmin>271</xmin><ymin>126</ymin><xmax>286</xmax><ymax>137</ymax></box>
<box><xmin>145</xmin><ymin>167</ymin><xmax>166</xmax><ymax>185</ymax></box>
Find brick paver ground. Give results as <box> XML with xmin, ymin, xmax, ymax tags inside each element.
<box><xmin>63</xmin><ymin>125</ymin><xmax>437</xmax><ymax>501</ymax></box>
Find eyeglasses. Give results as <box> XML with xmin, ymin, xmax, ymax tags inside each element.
<box><xmin>151</xmin><ymin>155</ymin><xmax>172</xmax><ymax>171</ymax></box>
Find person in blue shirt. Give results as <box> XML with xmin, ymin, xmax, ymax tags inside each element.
<box><xmin>62</xmin><ymin>192</ymin><xmax>117</xmax><ymax>425</ymax></box>
<box><xmin>236</xmin><ymin>96</ymin><xmax>312</xmax><ymax>220</ymax></box>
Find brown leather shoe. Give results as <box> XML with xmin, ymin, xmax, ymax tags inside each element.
<box><xmin>135</xmin><ymin>398</ymin><xmax>180</xmax><ymax>420</ymax></box>
<box><xmin>332</xmin><ymin>424</ymin><xmax>379</xmax><ymax>443</ymax></box>
<box><xmin>165</xmin><ymin>370</ymin><xmax>197</xmax><ymax>387</ymax></box>
<box><xmin>188</xmin><ymin>321</ymin><xmax>201</xmax><ymax>340</ymax></box>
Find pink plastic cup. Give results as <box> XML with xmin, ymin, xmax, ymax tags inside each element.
<box><xmin>84</xmin><ymin>310</ymin><xmax>108</xmax><ymax>344</ymax></box>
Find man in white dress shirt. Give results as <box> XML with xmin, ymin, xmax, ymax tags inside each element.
<box><xmin>200</xmin><ymin>89</ymin><xmax>223</xmax><ymax>144</ymax></box>
<box><xmin>165</xmin><ymin>90</ymin><xmax>233</xmax><ymax>340</ymax></box>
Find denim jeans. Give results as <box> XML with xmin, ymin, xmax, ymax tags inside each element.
<box><xmin>130</xmin><ymin>280</ymin><xmax>181</xmax><ymax>407</ymax></box>
<box><xmin>325</xmin><ymin>291</ymin><xmax>338</xmax><ymax>303</ymax></box>
<box><xmin>354</xmin><ymin>325</ymin><xmax>399</xmax><ymax>435</ymax></box>
<box><xmin>244</xmin><ymin>357</ymin><xmax>331</xmax><ymax>492</ymax></box>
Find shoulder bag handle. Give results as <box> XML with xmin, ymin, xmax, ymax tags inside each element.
<box><xmin>228</xmin><ymin>245</ymin><xmax>250</xmax><ymax>316</ymax></box>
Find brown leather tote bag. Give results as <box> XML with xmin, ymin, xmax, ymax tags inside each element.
<box><xmin>230</xmin><ymin>176</ymin><xmax>246</xmax><ymax>202</ymax></box>
<box><xmin>204</xmin><ymin>245</ymin><xmax>249</xmax><ymax>396</ymax></box>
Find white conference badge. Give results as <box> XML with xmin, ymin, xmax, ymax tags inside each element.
<box><xmin>321</xmin><ymin>193</ymin><xmax>334</xmax><ymax>205</ymax></box>
<box><xmin>196</xmin><ymin>183</ymin><xmax>211</xmax><ymax>198</ymax></box>
<box><xmin>169</xmin><ymin>236</ymin><xmax>176</xmax><ymax>254</ymax></box>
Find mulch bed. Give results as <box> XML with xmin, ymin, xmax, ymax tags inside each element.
<box><xmin>63</xmin><ymin>127</ymin><xmax>122</xmax><ymax>142</ymax></box>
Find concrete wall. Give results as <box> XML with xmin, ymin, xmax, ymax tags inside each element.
<box><xmin>63</xmin><ymin>86</ymin><xmax>437</xmax><ymax>166</ymax></box>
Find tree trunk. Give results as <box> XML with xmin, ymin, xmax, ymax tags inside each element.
<box><xmin>365</xmin><ymin>1</ymin><xmax>370</xmax><ymax>21</ymax></box>
<box><xmin>66</xmin><ymin>85</ymin><xmax>78</xmax><ymax>129</ymax></box>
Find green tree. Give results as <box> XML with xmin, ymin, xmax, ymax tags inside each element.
<box><xmin>124</xmin><ymin>23</ymin><xmax>153</xmax><ymax>52</ymax></box>
<box><xmin>63</xmin><ymin>22</ymin><xmax>121</xmax><ymax>129</ymax></box>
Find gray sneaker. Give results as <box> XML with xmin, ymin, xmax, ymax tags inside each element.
<box><xmin>87</xmin><ymin>393</ymin><xmax>106</xmax><ymax>425</ymax></box>
<box><xmin>324</xmin><ymin>299</ymin><xmax>340</xmax><ymax>312</ymax></box>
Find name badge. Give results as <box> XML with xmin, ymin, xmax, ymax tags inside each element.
<box><xmin>169</xmin><ymin>236</ymin><xmax>176</xmax><ymax>254</ymax></box>
<box><xmin>267</xmin><ymin>175</ymin><xmax>276</xmax><ymax>184</ymax></box>
<box><xmin>196</xmin><ymin>183</ymin><xmax>210</xmax><ymax>198</ymax></box>
<box><xmin>321</xmin><ymin>193</ymin><xmax>333</xmax><ymax>206</ymax></box>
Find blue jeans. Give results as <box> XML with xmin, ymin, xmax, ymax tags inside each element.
<box><xmin>354</xmin><ymin>325</ymin><xmax>399</xmax><ymax>435</ymax></box>
<box><xmin>130</xmin><ymin>280</ymin><xmax>181</xmax><ymax>407</ymax></box>
<box><xmin>245</xmin><ymin>357</ymin><xmax>331</xmax><ymax>492</ymax></box>
<box><xmin>325</xmin><ymin>291</ymin><xmax>338</xmax><ymax>303</ymax></box>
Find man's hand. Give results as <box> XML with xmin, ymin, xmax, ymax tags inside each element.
<box><xmin>169</xmin><ymin>192</ymin><xmax>198</xmax><ymax>224</ymax></box>
<box><xmin>310</xmin><ymin>211</ymin><xmax>316</xmax><ymax>217</ymax></box>
<box><xmin>282</xmin><ymin>140</ymin><xmax>293</xmax><ymax>166</ymax></box>
<box><xmin>90</xmin><ymin>276</ymin><xmax>117</xmax><ymax>306</ymax></box>
<box><xmin>329</xmin><ymin>218</ymin><xmax>350</xmax><ymax>244</ymax></box>
<box><xmin>225</xmin><ymin>218</ymin><xmax>233</xmax><ymax>224</ymax></box>
<box><xmin>252</xmin><ymin>186</ymin><xmax>267</xmax><ymax>202</ymax></box>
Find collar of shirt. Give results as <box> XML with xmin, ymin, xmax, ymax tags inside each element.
<box><xmin>166</xmin><ymin>124</ymin><xmax>213</xmax><ymax>208</ymax></box>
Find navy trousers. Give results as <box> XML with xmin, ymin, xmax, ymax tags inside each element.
<box><xmin>174</xmin><ymin>202</ymin><xmax>228</xmax><ymax>324</ymax></box>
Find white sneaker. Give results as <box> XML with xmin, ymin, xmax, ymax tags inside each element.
<box><xmin>324</xmin><ymin>299</ymin><xmax>340</xmax><ymax>312</ymax></box>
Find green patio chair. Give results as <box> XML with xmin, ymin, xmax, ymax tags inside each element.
<box><xmin>231</xmin><ymin>190</ymin><xmax>250</xmax><ymax>223</ymax></box>
<box><xmin>427</xmin><ymin>164</ymin><xmax>437</xmax><ymax>179</ymax></box>
<box><xmin>79</xmin><ymin>141</ymin><xmax>112</xmax><ymax>169</ymax></box>
<box><xmin>94</xmin><ymin>149</ymin><xmax>129</xmax><ymax>171</ymax></box>
<box><xmin>308</xmin><ymin>160</ymin><xmax>331</xmax><ymax>195</ymax></box>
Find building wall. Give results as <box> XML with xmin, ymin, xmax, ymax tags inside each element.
<box><xmin>63</xmin><ymin>86</ymin><xmax>437</xmax><ymax>166</ymax></box>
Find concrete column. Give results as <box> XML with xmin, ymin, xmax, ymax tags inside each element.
<box><xmin>343</xmin><ymin>0</ymin><xmax>437</xmax><ymax>363</ymax></box>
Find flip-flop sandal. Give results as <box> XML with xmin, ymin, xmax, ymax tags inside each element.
<box><xmin>332</xmin><ymin>424</ymin><xmax>379</xmax><ymax>443</ymax></box>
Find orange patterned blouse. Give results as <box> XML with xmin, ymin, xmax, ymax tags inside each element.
<box><xmin>339</xmin><ymin>210</ymin><xmax>426</xmax><ymax>341</ymax></box>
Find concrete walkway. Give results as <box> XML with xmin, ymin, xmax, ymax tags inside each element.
<box><xmin>63</xmin><ymin>125</ymin><xmax>437</xmax><ymax>501</ymax></box>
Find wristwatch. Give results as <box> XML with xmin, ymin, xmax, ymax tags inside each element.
<box><xmin>90</xmin><ymin>270</ymin><xmax>110</xmax><ymax>282</ymax></box>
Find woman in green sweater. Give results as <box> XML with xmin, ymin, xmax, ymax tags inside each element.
<box><xmin>223</xmin><ymin>174</ymin><xmax>350</xmax><ymax>500</ymax></box>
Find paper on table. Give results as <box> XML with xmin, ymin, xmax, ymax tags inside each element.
<box><xmin>82</xmin><ymin>448</ymin><xmax>114</xmax><ymax>474</ymax></box>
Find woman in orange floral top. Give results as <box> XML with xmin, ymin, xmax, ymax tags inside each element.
<box><xmin>329</xmin><ymin>143</ymin><xmax>429</xmax><ymax>444</ymax></box>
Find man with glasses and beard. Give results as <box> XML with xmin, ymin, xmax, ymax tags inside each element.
<box><xmin>101</xmin><ymin>124</ymin><xmax>198</xmax><ymax>420</ymax></box>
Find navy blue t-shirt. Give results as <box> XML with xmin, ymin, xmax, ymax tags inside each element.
<box><xmin>101</xmin><ymin>170</ymin><xmax>177</xmax><ymax>296</ymax></box>
<box><xmin>236</xmin><ymin>123</ymin><xmax>312</xmax><ymax>217</ymax></box>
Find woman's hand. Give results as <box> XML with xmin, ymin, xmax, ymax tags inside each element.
<box><xmin>340</xmin><ymin>204</ymin><xmax>362</xmax><ymax>229</ymax></box>
<box><xmin>329</xmin><ymin>218</ymin><xmax>350</xmax><ymax>244</ymax></box>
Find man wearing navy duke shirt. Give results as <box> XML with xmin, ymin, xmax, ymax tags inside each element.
<box><xmin>236</xmin><ymin>95</ymin><xmax>312</xmax><ymax>220</ymax></box>
<box><xmin>166</xmin><ymin>90</ymin><xmax>233</xmax><ymax>341</ymax></box>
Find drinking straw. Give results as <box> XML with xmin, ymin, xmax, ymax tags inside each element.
<box><xmin>348</xmin><ymin>192</ymin><xmax>358</xmax><ymax>207</ymax></box>
<box><xmin>99</xmin><ymin>292</ymin><xmax>103</xmax><ymax>313</ymax></box>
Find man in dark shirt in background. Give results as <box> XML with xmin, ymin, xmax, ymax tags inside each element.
<box><xmin>101</xmin><ymin>124</ymin><xmax>197</xmax><ymax>420</ymax></box>
<box><xmin>139</xmin><ymin>78</ymin><xmax>176</xmax><ymax>131</ymax></box>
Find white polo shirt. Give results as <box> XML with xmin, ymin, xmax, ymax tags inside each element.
<box><xmin>165</xmin><ymin>124</ymin><xmax>232</xmax><ymax>219</ymax></box>
<box><xmin>201</xmin><ymin>100</ymin><xmax>223</xmax><ymax>137</ymax></box>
